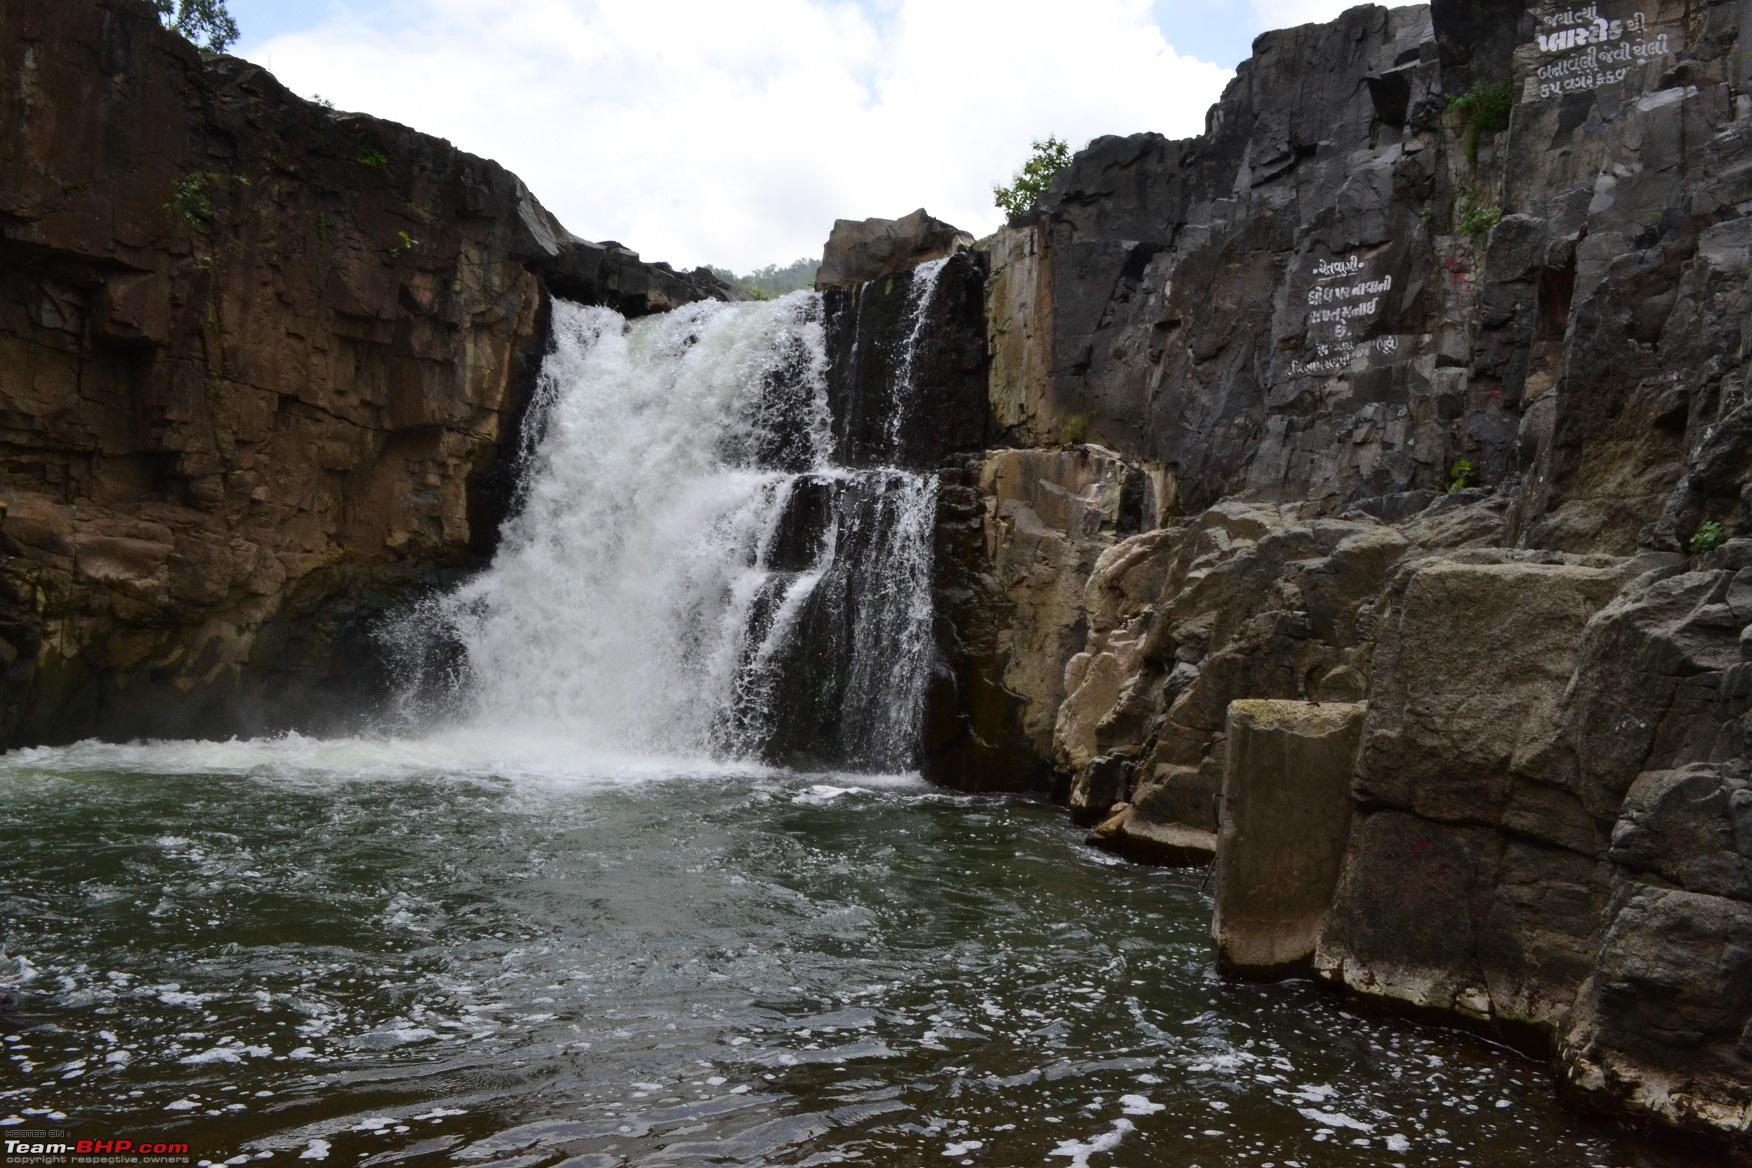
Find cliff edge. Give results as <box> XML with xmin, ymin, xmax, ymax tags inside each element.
<box><xmin>0</xmin><ymin>0</ymin><xmax>727</xmax><ymax>742</ymax></box>
<box><xmin>912</xmin><ymin>0</ymin><xmax>1751</xmax><ymax>1147</ymax></box>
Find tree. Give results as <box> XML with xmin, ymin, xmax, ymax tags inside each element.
<box><xmin>706</xmin><ymin>258</ymin><xmax>819</xmax><ymax>299</ymax></box>
<box><xmin>993</xmin><ymin>136</ymin><xmax>1073</xmax><ymax>220</ymax></box>
<box><xmin>152</xmin><ymin>0</ymin><xmax>239</xmax><ymax>53</ymax></box>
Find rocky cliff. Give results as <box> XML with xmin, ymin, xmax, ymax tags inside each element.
<box><xmin>903</xmin><ymin>0</ymin><xmax>1751</xmax><ymax>1150</ymax></box>
<box><xmin>6</xmin><ymin>0</ymin><xmax>1750</xmax><ymax>1151</ymax></box>
<box><xmin>0</xmin><ymin>0</ymin><xmax>726</xmax><ymax>742</ymax></box>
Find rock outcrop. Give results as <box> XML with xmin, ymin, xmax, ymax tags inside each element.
<box><xmin>0</xmin><ymin>0</ymin><xmax>726</xmax><ymax>743</ymax></box>
<box><xmin>814</xmin><ymin>209</ymin><xmax>974</xmax><ymax>291</ymax></box>
<box><xmin>1213</xmin><ymin>699</ymin><xmax>1365</xmax><ymax>976</ymax></box>
<box><xmin>919</xmin><ymin>0</ymin><xmax>1752</xmax><ymax>1150</ymax></box>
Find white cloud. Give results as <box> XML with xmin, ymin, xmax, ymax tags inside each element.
<box><xmin>1250</xmin><ymin>0</ymin><xmax>1369</xmax><ymax>29</ymax></box>
<box><xmin>250</xmin><ymin>0</ymin><xmax>1233</xmax><ymax>271</ymax></box>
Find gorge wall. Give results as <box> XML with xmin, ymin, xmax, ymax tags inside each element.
<box><xmin>0</xmin><ymin>0</ymin><xmax>727</xmax><ymax>743</ymax></box>
<box><xmin>4</xmin><ymin>0</ymin><xmax>1750</xmax><ymax>1153</ymax></box>
<box><xmin>904</xmin><ymin>0</ymin><xmax>1751</xmax><ymax>1150</ymax></box>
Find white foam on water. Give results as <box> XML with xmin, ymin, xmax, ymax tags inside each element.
<box><xmin>0</xmin><ymin>730</ymin><xmax>776</xmax><ymax>789</ymax></box>
<box><xmin>1298</xmin><ymin>1107</ymin><xmax>1374</xmax><ymax>1132</ymax></box>
<box><xmin>1048</xmin><ymin>1117</ymin><xmax>1135</xmax><ymax>1167</ymax></box>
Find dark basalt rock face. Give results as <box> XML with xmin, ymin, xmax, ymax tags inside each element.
<box><xmin>0</xmin><ymin>0</ymin><xmax>727</xmax><ymax>745</ymax></box>
<box><xmin>927</xmin><ymin>0</ymin><xmax>1752</xmax><ymax>1149</ymax></box>
<box><xmin>821</xmin><ymin>250</ymin><xmax>995</xmax><ymax>470</ymax></box>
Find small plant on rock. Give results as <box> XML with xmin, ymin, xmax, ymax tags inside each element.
<box><xmin>1448</xmin><ymin>81</ymin><xmax>1514</xmax><ymax>164</ymax></box>
<box><xmin>1060</xmin><ymin>413</ymin><xmax>1089</xmax><ymax>445</ymax></box>
<box><xmin>1457</xmin><ymin>193</ymin><xmax>1503</xmax><ymax>242</ymax></box>
<box><xmin>390</xmin><ymin>230</ymin><xmax>418</xmax><ymax>258</ymax></box>
<box><xmin>167</xmin><ymin>171</ymin><xmax>221</xmax><ymax>229</ymax></box>
<box><xmin>355</xmin><ymin>147</ymin><xmax>390</xmax><ymax>169</ymax></box>
<box><xmin>1448</xmin><ymin>459</ymin><xmax>1478</xmax><ymax>493</ymax></box>
<box><xmin>1690</xmin><ymin>520</ymin><xmax>1727</xmax><ymax>556</ymax></box>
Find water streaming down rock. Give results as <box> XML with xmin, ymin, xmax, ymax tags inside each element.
<box><xmin>390</xmin><ymin>286</ymin><xmax>942</xmax><ymax>771</ymax></box>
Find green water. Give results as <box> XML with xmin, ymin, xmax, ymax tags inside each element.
<box><xmin>0</xmin><ymin>737</ymin><xmax>1690</xmax><ymax>1166</ymax></box>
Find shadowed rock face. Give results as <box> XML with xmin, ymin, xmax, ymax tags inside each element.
<box><xmin>923</xmin><ymin>0</ymin><xmax>1752</xmax><ymax>1148</ymax></box>
<box><xmin>0</xmin><ymin>0</ymin><xmax>728</xmax><ymax>744</ymax></box>
<box><xmin>979</xmin><ymin>0</ymin><xmax>1751</xmax><ymax>558</ymax></box>
<box><xmin>821</xmin><ymin>252</ymin><xmax>994</xmax><ymax>470</ymax></box>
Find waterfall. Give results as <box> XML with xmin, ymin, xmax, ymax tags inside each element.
<box><xmin>389</xmin><ymin>286</ymin><xmax>940</xmax><ymax>773</ymax></box>
<box><xmin>884</xmin><ymin>256</ymin><xmax>949</xmax><ymax>454</ymax></box>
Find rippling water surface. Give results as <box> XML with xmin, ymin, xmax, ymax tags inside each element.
<box><xmin>0</xmin><ymin>737</ymin><xmax>1688</xmax><ymax>1166</ymax></box>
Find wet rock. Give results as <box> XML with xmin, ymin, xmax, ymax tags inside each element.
<box><xmin>1213</xmin><ymin>700</ymin><xmax>1364</xmax><ymax>977</ymax></box>
<box><xmin>1087</xmin><ymin>803</ymin><xmax>1216</xmax><ymax>868</ymax></box>
<box><xmin>1560</xmin><ymin>882</ymin><xmax>1752</xmax><ymax>1138</ymax></box>
<box><xmin>821</xmin><ymin>251</ymin><xmax>994</xmax><ymax>470</ymax></box>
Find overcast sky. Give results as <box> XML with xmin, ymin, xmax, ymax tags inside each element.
<box><xmin>230</xmin><ymin>0</ymin><xmax>1362</xmax><ymax>272</ymax></box>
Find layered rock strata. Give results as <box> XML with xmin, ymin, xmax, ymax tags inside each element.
<box><xmin>0</xmin><ymin>0</ymin><xmax>727</xmax><ymax>742</ymax></box>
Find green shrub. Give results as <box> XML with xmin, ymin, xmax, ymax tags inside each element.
<box><xmin>1447</xmin><ymin>459</ymin><xmax>1478</xmax><ymax>493</ymax></box>
<box><xmin>355</xmin><ymin>147</ymin><xmax>390</xmax><ymax>169</ymax></box>
<box><xmin>151</xmin><ymin>0</ymin><xmax>238</xmax><ymax>52</ymax></box>
<box><xmin>389</xmin><ymin>230</ymin><xmax>418</xmax><ymax>258</ymax></box>
<box><xmin>1456</xmin><ymin>193</ymin><xmax>1503</xmax><ymax>242</ymax></box>
<box><xmin>1690</xmin><ymin>520</ymin><xmax>1727</xmax><ymax>556</ymax></box>
<box><xmin>994</xmin><ymin>137</ymin><xmax>1074</xmax><ymax>219</ymax></box>
<box><xmin>1060</xmin><ymin>413</ymin><xmax>1089</xmax><ymax>445</ymax></box>
<box><xmin>167</xmin><ymin>171</ymin><xmax>221</xmax><ymax>229</ymax></box>
<box><xmin>1449</xmin><ymin>81</ymin><xmax>1513</xmax><ymax>164</ymax></box>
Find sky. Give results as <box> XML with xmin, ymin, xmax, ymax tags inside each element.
<box><xmin>229</xmin><ymin>0</ymin><xmax>1363</xmax><ymax>272</ymax></box>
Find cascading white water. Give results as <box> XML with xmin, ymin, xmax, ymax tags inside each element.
<box><xmin>390</xmin><ymin>289</ymin><xmax>939</xmax><ymax>772</ymax></box>
<box><xmin>885</xmin><ymin>256</ymin><xmax>949</xmax><ymax>453</ymax></box>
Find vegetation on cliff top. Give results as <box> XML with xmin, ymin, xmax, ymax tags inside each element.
<box><xmin>994</xmin><ymin>137</ymin><xmax>1073</xmax><ymax>219</ymax></box>
<box><xmin>152</xmin><ymin>0</ymin><xmax>238</xmax><ymax>52</ymax></box>
<box><xmin>707</xmin><ymin>258</ymin><xmax>818</xmax><ymax>300</ymax></box>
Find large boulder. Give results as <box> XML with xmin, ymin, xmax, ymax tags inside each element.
<box><xmin>924</xmin><ymin>446</ymin><xmax>1168</xmax><ymax>793</ymax></box>
<box><xmin>1212</xmin><ymin>700</ymin><xmax>1365</xmax><ymax>976</ymax></box>
<box><xmin>814</xmin><ymin>209</ymin><xmax>974</xmax><ymax>291</ymax></box>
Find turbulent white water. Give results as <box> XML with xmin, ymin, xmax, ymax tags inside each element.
<box><xmin>389</xmin><ymin>291</ymin><xmax>938</xmax><ymax>771</ymax></box>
